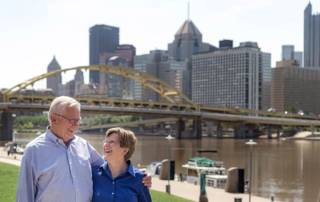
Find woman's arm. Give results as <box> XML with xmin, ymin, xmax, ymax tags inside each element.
<box><xmin>138</xmin><ymin>183</ymin><xmax>152</xmax><ymax>202</ymax></box>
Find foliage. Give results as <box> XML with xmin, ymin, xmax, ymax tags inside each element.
<box><xmin>13</xmin><ymin>113</ymin><xmax>141</xmax><ymax>130</ymax></box>
<box><xmin>81</xmin><ymin>115</ymin><xmax>140</xmax><ymax>127</ymax></box>
<box><xmin>14</xmin><ymin>114</ymin><xmax>48</xmax><ymax>130</ymax></box>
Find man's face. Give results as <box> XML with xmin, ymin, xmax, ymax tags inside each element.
<box><xmin>51</xmin><ymin>105</ymin><xmax>81</xmax><ymax>142</ymax></box>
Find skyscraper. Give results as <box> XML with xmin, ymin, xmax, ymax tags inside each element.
<box><xmin>168</xmin><ymin>20</ymin><xmax>212</xmax><ymax>61</ymax></box>
<box><xmin>192</xmin><ymin>42</ymin><xmax>271</xmax><ymax>110</ymax></box>
<box><xmin>282</xmin><ymin>45</ymin><xmax>295</xmax><ymax>60</ymax></box>
<box><xmin>168</xmin><ymin>20</ymin><xmax>215</xmax><ymax>98</ymax></box>
<box><xmin>46</xmin><ymin>56</ymin><xmax>62</xmax><ymax>95</ymax></box>
<box><xmin>89</xmin><ymin>24</ymin><xmax>119</xmax><ymax>83</ymax></box>
<box><xmin>294</xmin><ymin>51</ymin><xmax>303</xmax><ymax>67</ymax></box>
<box><xmin>281</xmin><ymin>45</ymin><xmax>303</xmax><ymax>66</ymax></box>
<box><xmin>272</xmin><ymin>61</ymin><xmax>320</xmax><ymax>113</ymax></box>
<box><xmin>304</xmin><ymin>3</ymin><xmax>320</xmax><ymax>67</ymax></box>
<box><xmin>134</xmin><ymin>50</ymin><xmax>186</xmax><ymax>102</ymax></box>
<box><xmin>97</xmin><ymin>45</ymin><xmax>136</xmax><ymax>98</ymax></box>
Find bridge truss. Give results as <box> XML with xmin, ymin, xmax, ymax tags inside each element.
<box><xmin>2</xmin><ymin>65</ymin><xmax>195</xmax><ymax>106</ymax></box>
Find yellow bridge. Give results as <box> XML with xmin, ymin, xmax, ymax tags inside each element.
<box><xmin>0</xmin><ymin>65</ymin><xmax>320</xmax><ymax>141</ymax></box>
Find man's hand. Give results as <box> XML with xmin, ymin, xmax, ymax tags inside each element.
<box><xmin>142</xmin><ymin>173</ymin><xmax>152</xmax><ymax>188</ymax></box>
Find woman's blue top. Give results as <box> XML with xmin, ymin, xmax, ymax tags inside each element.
<box><xmin>92</xmin><ymin>161</ymin><xmax>152</xmax><ymax>202</ymax></box>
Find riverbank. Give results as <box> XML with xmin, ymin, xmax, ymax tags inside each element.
<box><xmin>0</xmin><ymin>147</ymin><xmax>271</xmax><ymax>202</ymax></box>
<box><xmin>0</xmin><ymin>147</ymin><xmax>21</xmax><ymax>166</ymax></box>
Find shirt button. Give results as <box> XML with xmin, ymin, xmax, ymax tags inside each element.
<box><xmin>112</xmin><ymin>192</ymin><xmax>115</xmax><ymax>195</ymax></box>
<box><xmin>112</xmin><ymin>181</ymin><xmax>115</xmax><ymax>184</ymax></box>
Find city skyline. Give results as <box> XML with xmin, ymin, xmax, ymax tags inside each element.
<box><xmin>0</xmin><ymin>0</ymin><xmax>315</xmax><ymax>89</ymax></box>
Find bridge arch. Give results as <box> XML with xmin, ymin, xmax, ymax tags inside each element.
<box><xmin>3</xmin><ymin>65</ymin><xmax>194</xmax><ymax>105</ymax></box>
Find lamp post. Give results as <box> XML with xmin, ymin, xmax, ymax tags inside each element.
<box><xmin>197</xmin><ymin>149</ymin><xmax>217</xmax><ymax>202</ymax></box>
<box><xmin>245</xmin><ymin>139</ymin><xmax>257</xmax><ymax>202</ymax></box>
<box><xmin>165</xmin><ymin>131</ymin><xmax>174</xmax><ymax>194</ymax></box>
<box><xmin>11</xmin><ymin>114</ymin><xmax>16</xmax><ymax>141</ymax></box>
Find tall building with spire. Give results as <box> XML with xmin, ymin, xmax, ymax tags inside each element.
<box><xmin>304</xmin><ymin>2</ymin><xmax>320</xmax><ymax>67</ymax></box>
<box><xmin>46</xmin><ymin>56</ymin><xmax>62</xmax><ymax>95</ymax></box>
<box><xmin>168</xmin><ymin>20</ymin><xmax>215</xmax><ymax>98</ymax></box>
<box><xmin>168</xmin><ymin>20</ymin><xmax>214</xmax><ymax>61</ymax></box>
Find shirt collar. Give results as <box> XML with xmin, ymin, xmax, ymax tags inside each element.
<box><xmin>45</xmin><ymin>127</ymin><xmax>76</xmax><ymax>146</ymax></box>
<box><xmin>100</xmin><ymin>160</ymin><xmax>136</xmax><ymax>177</ymax></box>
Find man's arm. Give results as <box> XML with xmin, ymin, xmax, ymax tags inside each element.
<box><xmin>16</xmin><ymin>148</ymin><xmax>36</xmax><ymax>202</ymax></box>
<box><xmin>87</xmin><ymin>142</ymin><xmax>104</xmax><ymax>167</ymax></box>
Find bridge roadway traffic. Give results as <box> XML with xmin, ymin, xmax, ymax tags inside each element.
<box><xmin>1</xmin><ymin>102</ymin><xmax>320</xmax><ymax>127</ymax></box>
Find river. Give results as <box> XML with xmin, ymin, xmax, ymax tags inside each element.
<box><xmin>16</xmin><ymin>133</ymin><xmax>320</xmax><ymax>202</ymax></box>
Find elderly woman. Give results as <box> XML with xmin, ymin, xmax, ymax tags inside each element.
<box><xmin>92</xmin><ymin>127</ymin><xmax>152</xmax><ymax>202</ymax></box>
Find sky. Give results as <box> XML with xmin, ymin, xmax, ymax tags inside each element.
<box><xmin>0</xmin><ymin>0</ymin><xmax>317</xmax><ymax>89</ymax></box>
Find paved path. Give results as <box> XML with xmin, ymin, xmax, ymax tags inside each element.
<box><xmin>0</xmin><ymin>147</ymin><xmax>272</xmax><ymax>202</ymax></box>
<box><xmin>0</xmin><ymin>147</ymin><xmax>21</xmax><ymax>166</ymax></box>
<box><xmin>152</xmin><ymin>177</ymin><xmax>271</xmax><ymax>202</ymax></box>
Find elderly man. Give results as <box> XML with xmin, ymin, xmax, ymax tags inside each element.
<box><xmin>16</xmin><ymin>96</ymin><xmax>150</xmax><ymax>202</ymax></box>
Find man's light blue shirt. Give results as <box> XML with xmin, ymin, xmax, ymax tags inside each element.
<box><xmin>16</xmin><ymin>129</ymin><xmax>104</xmax><ymax>202</ymax></box>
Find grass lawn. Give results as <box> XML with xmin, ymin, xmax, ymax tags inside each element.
<box><xmin>150</xmin><ymin>190</ymin><xmax>194</xmax><ymax>202</ymax></box>
<box><xmin>0</xmin><ymin>163</ymin><xmax>19</xmax><ymax>202</ymax></box>
<box><xmin>0</xmin><ymin>162</ymin><xmax>193</xmax><ymax>202</ymax></box>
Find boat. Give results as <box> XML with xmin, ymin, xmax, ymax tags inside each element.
<box><xmin>182</xmin><ymin>157</ymin><xmax>228</xmax><ymax>188</ymax></box>
<box><xmin>146</xmin><ymin>161</ymin><xmax>162</xmax><ymax>176</ymax></box>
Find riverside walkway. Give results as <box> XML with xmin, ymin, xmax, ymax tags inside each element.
<box><xmin>0</xmin><ymin>147</ymin><xmax>271</xmax><ymax>202</ymax></box>
<box><xmin>152</xmin><ymin>177</ymin><xmax>270</xmax><ymax>202</ymax></box>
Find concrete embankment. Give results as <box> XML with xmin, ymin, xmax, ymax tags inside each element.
<box><xmin>0</xmin><ymin>147</ymin><xmax>271</xmax><ymax>202</ymax></box>
<box><xmin>291</xmin><ymin>131</ymin><xmax>320</xmax><ymax>140</ymax></box>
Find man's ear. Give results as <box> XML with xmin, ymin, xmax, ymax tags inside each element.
<box><xmin>50</xmin><ymin>115</ymin><xmax>57</xmax><ymax>124</ymax></box>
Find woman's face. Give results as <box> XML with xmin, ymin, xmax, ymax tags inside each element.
<box><xmin>103</xmin><ymin>133</ymin><xmax>128</xmax><ymax>162</ymax></box>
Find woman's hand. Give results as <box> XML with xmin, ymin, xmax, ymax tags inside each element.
<box><xmin>142</xmin><ymin>174</ymin><xmax>152</xmax><ymax>188</ymax></box>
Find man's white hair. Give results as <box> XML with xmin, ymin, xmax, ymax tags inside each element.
<box><xmin>48</xmin><ymin>96</ymin><xmax>80</xmax><ymax>125</ymax></box>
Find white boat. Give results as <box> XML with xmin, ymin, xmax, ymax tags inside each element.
<box><xmin>146</xmin><ymin>161</ymin><xmax>162</xmax><ymax>176</ymax></box>
<box><xmin>182</xmin><ymin>157</ymin><xmax>228</xmax><ymax>188</ymax></box>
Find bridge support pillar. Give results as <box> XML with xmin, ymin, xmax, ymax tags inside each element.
<box><xmin>0</xmin><ymin>111</ymin><xmax>14</xmax><ymax>143</ymax></box>
<box><xmin>234</xmin><ymin>124</ymin><xmax>246</xmax><ymax>139</ymax></box>
<box><xmin>217</xmin><ymin>122</ymin><xmax>223</xmax><ymax>138</ymax></box>
<box><xmin>276</xmin><ymin>128</ymin><xmax>281</xmax><ymax>139</ymax></box>
<box><xmin>192</xmin><ymin>117</ymin><xmax>202</xmax><ymax>139</ymax></box>
<box><xmin>176</xmin><ymin>118</ymin><xmax>185</xmax><ymax>139</ymax></box>
<box><xmin>267</xmin><ymin>126</ymin><xmax>272</xmax><ymax>139</ymax></box>
<box><xmin>234</xmin><ymin>124</ymin><xmax>259</xmax><ymax>139</ymax></box>
<box><xmin>176</xmin><ymin>117</ymin><xmax>202</xmax><ymax>139</ymax></box>
<box><xmin>206</xmin><ymin>121</ymin><xmax>214</xmax><ymax>137</ymax></box>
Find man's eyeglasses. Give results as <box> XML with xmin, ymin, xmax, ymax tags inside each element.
<box><xmin>54</xmin><ymin>113</ymin><xmax>81</xmax><ymax>126</ymax></box>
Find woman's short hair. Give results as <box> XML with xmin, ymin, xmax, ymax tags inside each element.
<box><xmin>48</xmin><ymin>96</ymin><xmax>80</xmax><ymax>124</ymax></box>
<box><xmin>105</xmin><ymin>127</ymin><xmax>137</xmax><ymax>161</ymax></box>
